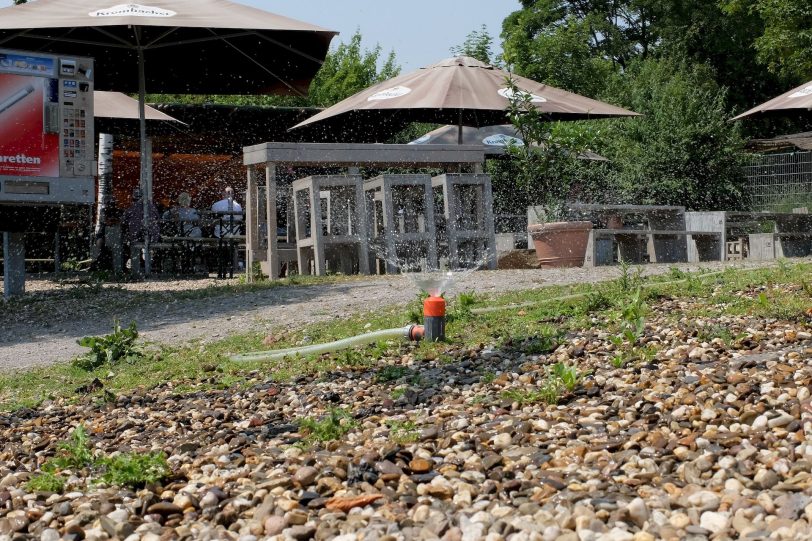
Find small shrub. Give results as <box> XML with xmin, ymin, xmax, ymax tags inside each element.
<box><xmin>619</xmin><ymin>288</ymin><xmax>647</xmax><ymax>344</ymax></box>
<box><xmin>550</xmin><ymin>362</ymin><xmax>585</xmax><ymax>392</ymax></box>
<box><xmin>73</xmin><ymin>321</ymin><xmax>141</xmax><ymax>371</ymax></box>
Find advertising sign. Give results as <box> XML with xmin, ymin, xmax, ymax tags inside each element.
<box><xmin>0</xmin><ymin>49</ymin><xmax>94</xmax><ymax>205</ymax></box>
<box><xmin>0</xmin><ymin>73</ymin><xmax>60</xmax><ymax>177</ymax></box>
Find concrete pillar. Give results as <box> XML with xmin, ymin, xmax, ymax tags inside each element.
<box><xmin>3</xmin><ymin>232</ymin><xmax>25</xmax><ymax>299</ymax></box>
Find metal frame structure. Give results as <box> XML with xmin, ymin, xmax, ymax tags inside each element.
<box><xmin>743</xmin><ymin>151</ymin><xmax>812</xmax><ymax>211</ymax></box>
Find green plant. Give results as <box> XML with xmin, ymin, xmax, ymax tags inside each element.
<box><xmin>617</xmin><ymin>261</ymin><xmax>644</xmax><ymax>293</ymax></box>
<box><xmin>96</xmin><ymin>452</ymin><xmax>170</xmax><ymax>488</ymax></box>
<box><xmin>481</xmin><ymin>371</ymin><xmax>496</xmax><ymax>384</ymax></box>
<box><xmin>521</xmin><ymin>325</ymin><xmax>561</xmax><ymax>355</ymax></box>
<box><xmin>406</xmin><ymin>291</ymin><xmax>430</xmax><ymax>324</ymax></box>
<box><xmin>502</xmin><ymin>378</ymin><xmax>561</xmax><ymax>405</ymax></box>
<box><xmin>448</xmin><ymin>291</ymin><xmax>478</xmax><ymax>323</ymax></box>
<box><xmin>550</xmin><ymin>362</ymin><xmax>585</xmax><ymax>392</ymax></box>
<box><xmin>802</xmin><ymin>280</ymin><xmax>812</xmax><ymax>298</ymax></box>
<box><xmin>757</xmin><ymin>291</ymin><xmax>769</xmax><ymax>309</ymax></box>
<box><xmin>374</xmin><ymin>365</ymin><xmax>410</xmax><ymax>383</ymax></box>
<box><xmin>298</xmin><ymin>408</ymin><xmax>356</xmax><ymax>443</ymax></box>
<box><xmin>25</xmin><ymin>471</ymin><xmax>65</xmax><ymax>493</ymax></box>
<box><xmin>620</xmin><ymin>288</ymin><xmax>647</xmax><ymax>343</ymax></box>
<box><xmin>387</xmin><ymin>420</ymin><xmax>419</xmax><ymax>444</ymax></box>
<box><xmin>49</xmin><ymin>425</ymin><xmax>94</xmax><ymax>470</ymax></box>
<box><xmin>73</xmin><ymin>321</ymin><xmax>141</xmax><ymax>371</ymax></box>
<box><xmin>610</xmin><ymin>353</ymin><xmax>626</xmax><ymax>369</ymax></box>
<box><xmin>391</xmin><ymin>388</ymin><xmax>406</xmax><ymax>400</ymax></box>
<box><xmin>584</xmin><ymin>289</ymin><xmax>612</xmax><ymax>313</ymax></box>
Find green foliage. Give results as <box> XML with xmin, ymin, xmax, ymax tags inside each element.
<box><xmin>73</xmin><ymin>321</ymin><xmax>141</xmax><ymax>371</ymax></box>
<box><xmin>374</xmin><ymin>365</ymin><xmax>410</xmax><ymax>383</ymax></box>
<box><xmin>406</xmin><ymin>291</ymin><xmax>430</xmax><ymax>324</ymax></box>
<box><xmin>620</xmin><ymin>288</ymin><xmax>647</xmax><ymax>344</ymax></box>
<box><xmin>550</xmin><ymin>362</ymin><xmax>585</xmax><ymax>392</ymax></box>
<box><xmin>481</xmin><ymin>371</ymin><xmax>497</xmax><ymax>384</ymax></box>
<box><xmin>308</xmin><ymin>30</ymin><xmax>400</xmax><ymax>107</ymax></box>
<box><xmin>96</xmin><ymin>452</ymin><xmax>170</xmax><ymax>489</ymax></box>
<box><xmin>448</xmin><ymin>291</ymin><xmax>478</xmax><ymax>323</ymax></box>
<box><xmin>723</xmin><ymin>0</ymin><xmax>812</xmax><ymax>80</ymax></box>
<box><xmin>600</xmin><ymin>57</ymin><xmax>748</xmax><ymax>211</ymax></box>
<box><xmin>298</xmin><ymin>408</ymin><xmax>356</xmax><ymax>443</ymax></box>
<box><xmin>29</xmin><ymin>425</ymin><xmax>169</xmax><ymax>492</ymax></box>
<box><xmin>387</xmin><ymin>420</ymin><xmax>420</xmax><ymax>444</ymax></box>
<box><xmin>520</xmin><ymin>324</ymin><xmax>561</xmax><ymax>355</ymax></box>
<box><xmin>26</xmin><ymin>471</ymin><xmax>65</xmax><ymax>493</ymax></box>
<box><xmin>450</xmin><ymin>24</ymin><xmax>498</xmax><ymax>65</ymax></box>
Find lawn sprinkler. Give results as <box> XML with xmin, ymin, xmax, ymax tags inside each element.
<box><xmin>422</xmin><ymin>294</ymin><xmax>446</xmax><ymax>342</ymax></box>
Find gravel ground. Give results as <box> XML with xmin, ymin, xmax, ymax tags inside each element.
<box><xmin>0</xmin><ymin>259</ymin><xmax>799</xmax><ymax>371</ymax></box>
<box><xmin>1</xmin><ymin>270</ymin><xmax>811</xmax><ymax>541</ymax></box>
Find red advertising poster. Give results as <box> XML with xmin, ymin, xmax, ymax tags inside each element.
<box><xmin>0</xmin><ymin>73</ymin><xmax>59</xmax><ymax>177</ymax></box>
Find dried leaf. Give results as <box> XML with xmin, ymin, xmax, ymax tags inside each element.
<box><xmin>324</xmin><ymin>494</ymin><xmax>383</xmax><ymax>512</ymax></box>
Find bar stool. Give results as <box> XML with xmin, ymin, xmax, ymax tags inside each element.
<box><xmin>292</xmin><ymin>175</ymin><xmax>369</xmax><ymax>276</ymax></box>
<box><xmin>364</xmin><ymin>174</ymin><xmax>438</xmax><ymax>273</ymax></box>
<box><xmin>432</xmin><ymin>173</ymin><xmax>497</xmax><ymax>270</ymax></box>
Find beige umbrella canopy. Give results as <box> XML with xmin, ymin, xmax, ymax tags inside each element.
<box><xmin>0</xmin><ymin>0</ymin><xmax>335</xmax><ymax>274</ymax></box>
<box><xmin>410</xmin><ymin>124</ymin><xmax>609</xmax><ymax>161</ymax></box>
<box><xmin>93</xmin><ymin>91</ymin><xmax>181</xmax><ymax>122</ymax></box>
<box><xmin>732</xmin><ymin>79</ymin><xmax>812</xmax><ymax>120</ymax></box>
<box><xmin>293</xmin><ymin>56</ymin><xmax>639</xmax><ymax>142</ymax></box>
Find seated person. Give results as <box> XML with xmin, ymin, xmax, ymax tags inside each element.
<box><xmin>163</xmin><ymin>192</ymin><xmax>202</xmax><ymax>238</ymax></box>
<box><xmin>212</xmin><ymin>186</ymin><xmax>243</xmax><ymax>238</ymax></box>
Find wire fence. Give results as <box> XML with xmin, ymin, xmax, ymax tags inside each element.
<box><xmin>743</xmin><ymin>151</ymin><xmax>812</xmax><ymax>211</ymax></box>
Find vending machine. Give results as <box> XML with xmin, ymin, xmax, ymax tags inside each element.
<box><xmin>0</xmin><ymin>48</ymin><xmax>95</xmax><ymax>205</ymax></box>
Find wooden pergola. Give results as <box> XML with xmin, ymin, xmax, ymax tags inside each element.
<box><xmin>242</xmin><ymin>142</ymin><xmax>487</xmax><ymax>280</ymax></box>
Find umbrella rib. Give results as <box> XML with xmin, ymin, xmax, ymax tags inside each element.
<box><xmin>92</xmin><ymin>26</ymin><xmax>138</xmax><ymax>48</ymax></box>
<box><xmin>0</xmin><ymin>30</ymin><xmax>133</xmax><ymax>49</ymax></box>
<box><xmin>212</xmin><ymin>30</ymin><xmax>306</xmax><ymax>97</ymax></box>
<box><xmin>0</xmin><ymin>28</ymin><xmax>30</xmax><ymax>47</ymax></box>
<box><xmin>252</xmin><ymin>31</ymin><xmax>326</xmax><ymax>66</ymax></box>
<box><xmin>144</xmin><ymin>30</ymin><xmax>256</xmax><ymax>50</ymax></box>
<box><xmin>144</xmin><ymin>26</ymin><xmax>181</xmax><ymax>48</ymax></box>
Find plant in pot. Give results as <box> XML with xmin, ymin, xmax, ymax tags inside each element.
<box><xmin>503</xmin><ymin>78</ymin><xmax>594</xmax><ymax>268</ymax></box>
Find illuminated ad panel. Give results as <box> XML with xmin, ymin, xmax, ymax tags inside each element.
<box><xmin>0</xmin><ymin>49</ymin><xmax>94</xmax><ymax>204</ymax></box>
<box><xmin>0</xmin><ymin>52</ymin><xmax>59</xmax><ymax>177</ymax></box>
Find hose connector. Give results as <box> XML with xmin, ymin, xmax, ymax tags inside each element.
<box><xmin>423</xmin><ymin>296</ymin><xmax>446</xmax><ymax>342</ymax></box>
<box><xmin>406</xmin><ymin>324</ymin><xmax>425</xmax><ymax>341</ymax></box>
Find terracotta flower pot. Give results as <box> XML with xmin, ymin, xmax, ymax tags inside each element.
<box><xmin>528</xmin><ymin>221</ymin><xmax>593</xmax><ymax>268</ymax></box>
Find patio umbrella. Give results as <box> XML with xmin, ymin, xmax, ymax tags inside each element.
<box><xmin>0</xmin><ymin>0</ymin><xmax>336</xmax><ymax>273</ymax></box>
<box><xmin>94</xmin><ymin>91</ymin><xmax>181</xmax><ymax>123</ymax></box>
<box><xmin>732</xmin><ymin>79</ymin><xmax>812</xmax><ymax>120</ymax></box>
<box><xmin>292</xmin><ymin>56</ymin><xmax>639</xmax><ymax>143</ymax></box>
<box><xmin>410</xmin><ymin>124</ymin><xmax>609</xmax><ymax>161</ymax></box>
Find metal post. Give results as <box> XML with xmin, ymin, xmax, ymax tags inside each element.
<box><xmin>137</xmin><ymin>42</ymin><xmax>150</xmax><ymax>276</ymax></box>
<box><xmin>3</xmin><ymin>232</ymin><xmax>25</xmax><ymax>299</ymax></box>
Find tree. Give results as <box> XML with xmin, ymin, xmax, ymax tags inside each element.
<box><xmin>599</xmin><ymin>57</ymin><xmax>748</xmax><ymax>210</ymax></box>
<box><xmin>308</xmin><ymin>30</ymin><xmax>399</xmax><ymax>107</ymax></box>
<box><xmin>450</xmin><ymin>25</ymin><xmax>497</xmax><ymax>65</ymax></box>
<box><xmin>723</xmin><ymin>0</ymin><xmax>812</xmax><ymax>81</ymax></box>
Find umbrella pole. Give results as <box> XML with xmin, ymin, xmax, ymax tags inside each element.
<box><xmin>137</xmin><ymin>45</ymin><xmax>151</xmax><ymax>276</ymax></box>
<box><xmin>457</xmin><ymin>111</ymin><xmax>463</xmax><ymax>145</ymax></box>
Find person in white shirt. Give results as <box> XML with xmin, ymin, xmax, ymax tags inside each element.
<box><xmin>211</xmin><ymin>186</ymin><xmax>243</xmax><ymax>238</ymax></box>
<box><xmin>163</xmin><ymin>192</ymin><xmax>202</xmax><ymax>238</ymax></box>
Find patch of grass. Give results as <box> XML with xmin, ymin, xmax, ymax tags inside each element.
<box><xmin>481</xmin><ymin>371</ymin><xmax>496</xmax><ymax>384</ymax></box>
<box><xmin>387</xmin><ymin>420</ymin><xmax>419</xmax><ymax>444</ymax></box>
<box><xmin>298</xmin><ymin>407</ymin><xmax>356</xmax><ymax>443</ymax></box>
<box><xmin>391</xmin><ymin>388</ymin><xmax>406</xmax><ymax>400</ymax></box>
<box><xmin>501</xmin><ymin>380</ymin><xmax>561</xmax><ymax>406</ymax></box>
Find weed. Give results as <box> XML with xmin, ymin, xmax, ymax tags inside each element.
<box><xmin>550</xmin><ymin>362</ymin><xmax>586</xmax><ymax>392</ymax></box>
<box><xmin>481</xmin><ymin>371</ymin><xmax>496</xmax><ymax>384</ymax></box>
<box><xmin>619</xmin><ymin>288</ymin><xmax>647</xmax><ymax>344</ymax></box>
<box><xmin>617</xmin><ymin>261</ymin><xmax>644</xmax><ymax>293</ymax></box>
<box><xmin>521</xmin><ymin>325</ymin><xmax>561</xmax><ymax>355</ymax></box>
<box><xmin>96</xmin><ymin>452</ymin><xmax>170</xmax><ymax>488</ymax></box>
<box><xmin>777</xmin><ymin>258</ymin><xmax>791</xmax><ymax>276</ymax></box>
<box><xmin>802</xmin><ymin>280</ymin><xmax>812</xmax><ymax>298</ymax></box>
<box><xmin>406</xmin><ymin>292</ymin><xmax>430</xmax><ymax>324</ymax></box>
<box><xmin>391</xmin><ymin>388</ymin><xmax>406</xmax><ymax>400</ymax></box>
<box><xmin>501</xmin><ymin>378</ymin><xmax>560</xmax><ymax>405</ymax></box>
<box><xmin>49</xmin><ymin>425</ymin><xmax>93</xmax><ymax>470</ymax></box>
<box><xmin>610</xmin><ymin>353</ymin><xmax>626</xmax><ymax>369</ymax></box>
<box><xmin>387</xmin><ymin>420</ymin><xmax>419</xmax><ymax>444</ymax></box>
<box><xmin>448</xmin><ymin>291</ymin><xmax>477</xmax><ymax>323</ymax></box>
<box><xmin>29</xmin><ymin>425</ymin><xmax>169</xmax><ymax>492</ymax></box>
<box><xmin>298</xmin><ymin>408</ymin><xmax>356</xmax><ymax>443</ymax></box>
<box><xmin>757</xmin><ymin>292</ymin><xmax>769</xmax><ymax>309</ymax></box>
<box><xmin>583</xmin><ymin>289</ymin><xmax>612</xmax><ymax>313</ymax></box>
<box><xmin>669</xmin><ymin>266</ymin><xmax>688</xmax><ymax>280</ymax></box>
<box><xmin>374</xmin><ymin>365</ymin><xmax>410</xmax><ymax>383</ymax></box>
<box><xmin>73</xmin><ymin>321</ymin><xmax>141</xmax><ymax>371</ymax></box>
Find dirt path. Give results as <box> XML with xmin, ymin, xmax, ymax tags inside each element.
<box><xmin>0</xmin><ymin>260</ymin><xmax>793</xmax><ymax>371</ymax></box>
